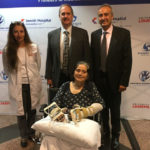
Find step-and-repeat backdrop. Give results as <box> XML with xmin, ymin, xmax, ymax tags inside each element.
<box><xmin>0</xmin><ymin>0</ymin><xmax>150</xmax><ymax>119</ymax></box>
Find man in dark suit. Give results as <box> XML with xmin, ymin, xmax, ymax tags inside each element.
<box><xmin>45</xmin><ymin>4</ymin><xmax>91</xmax><ymax>88</ymax></box>
<box><xmin>91</xmin><ymin>4</ymin><xmax>132</xmax><ymax>150</ymax></box>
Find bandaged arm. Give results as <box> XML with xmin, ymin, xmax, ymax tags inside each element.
<box><xmin>70</xmin><ymin>103</ymin><xmax>103</xmax><ymax>122</ymax></box>
<box><xmin>89</xmin><ymin>103</ymin><xmax>103</xmax><ymax>116</ymax></box>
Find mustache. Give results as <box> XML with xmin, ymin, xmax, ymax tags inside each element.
<box><xmin>101</xmin><ymin>20</ymin><xmax>106</xmax><ymax>23</ymax></box>
<box><xmin>63</xmin><ymin>18</ymin><xmax>69</xmax><ymax>21</ymax></box>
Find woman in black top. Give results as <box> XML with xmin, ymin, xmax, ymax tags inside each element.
<box><xmin>52</xmin><ymin>61</ymin><xmax>104</xmax><ymax>121</ymax></box>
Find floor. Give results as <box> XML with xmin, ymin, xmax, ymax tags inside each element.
<box><xmin>0</xmin><ymin>115</ymin><xmax>149</xmax><ymax>150</ymax></box>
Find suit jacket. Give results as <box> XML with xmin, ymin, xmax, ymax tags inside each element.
<box><xmin>91</xmin><ymin>26</ymin><xmax>132</xmax><ymax>93</ymax></box>
<box><xmin>45</xmin><ymin>26</ymin><xmax>91</xmax><ymax>87</ymax></box>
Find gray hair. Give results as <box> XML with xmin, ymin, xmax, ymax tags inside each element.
<box><xmin>59</xmin><ymin>4</ymin><xmax>74</xmax><ymax>16</ymax></box>
<box><xmin>75</xmin><ymin>61</ymin><xmax>90</xmax><ymax>70</ymax></box>
<box><xmin>98</xmin><ymin>4</ymin><xmax>113</xmax><ymax>16</ymax></box>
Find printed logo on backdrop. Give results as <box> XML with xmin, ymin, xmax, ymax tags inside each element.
<box><xmin>139</xmin><ymin>71</ymin><xmax>150</xmax><ymax>82</ymax></box>
<box><xmin>0</xmin><ymin>70</ymin><xmax>8</xmax><ymax>83</ymax></box>
<box><xmin>113</xmin><ymin>16</ymin><xmax>131</xmax><ymax>28</ymax></box>
<box><xmin>91</xmin><ymin>16</ymin><xmax>127</xmax><ymax>24</ymax></box>
<box><xmin>143</xmin><ymin>43</ymin><xmax>150</xmax><ymax>51</ymax></box>
<box><xmin>113</xmin><ymin>16</ymin><xmax>127</xmax><ymax>23</ymax></box>
<box><xmin>130</xmin><ymin>70</ymin><xmax>150</xmax><ymax>85</ymax></box>
<box><xmin>138</xmin><ymin>16</ymin><xmax>150</xmax><ymax>23</ymax></box>
<box><xmin>132</xmin><ymin>103</ymin><xmax>150</xmax><ymax>109</ymax></box>
<box><xmin>0</xmin><ymin>14</ymin><xmax>7</xmax><ymax>29</ymax></box>
<box><xmin>138</xmin><ymin>43</ymin><xmax>150</xmax><ymax>56</ymax></box>
<box><xmin>0</xmin><ymin>15</ymin><xmax>5</xmax><ymax>25</ymax></box>
<box><xmin>0</xmin><ymin>50</ymin><xmax>2</xmax><ymax>54</ymax></box>
<box><xmin>0</xmin><ymin>100</ymin><xmax>10</xmax><ymax>105</ymax></box>
<box><xmin>92</xmin><ymin>17</ymin><xmax>97</xmax><ymax>24</ymax></box>
<box><xmin>92</xmin><ymin>16</ymin><xmax>131</xmax><ymax>28</ymax></box>
<box><xmin>21</xmin><ymin>18</ymin><xmax>51</xmax><ymax>26</ymax></box>
<box><xmin>72</xmin><ymin>16</ymin><xmax>81</xmax><ymax>27</ymax></box>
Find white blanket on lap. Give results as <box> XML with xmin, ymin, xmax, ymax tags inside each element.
<box><xmin>32</xmin><ymin>116</ymin><xmax>101</xmax><ymax>149</ymax></box>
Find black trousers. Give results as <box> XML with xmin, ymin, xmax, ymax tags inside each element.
<box><xmin>17</xmin><ymin>84</ymin><xmax>36</xmax><ymax>138</ymax></box>
<box><xmin>96</xmin><ymin>72</ymin><xmax>121</xmax><ymax>138</ymax></box>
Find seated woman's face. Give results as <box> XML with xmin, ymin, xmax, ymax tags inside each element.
<box><xmin>74</xmin><ymin>64</ymin><xmax>88</xmax><ymax>83</ymax></box>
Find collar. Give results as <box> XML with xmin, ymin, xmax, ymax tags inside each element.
<box><xmin>102</xmin><ymin>24</ymin><xmax>113</xmax><ymax>34</ymax></box>
<box><xmin>61</xmin><ymin>25</ymin><xmax>72</xmax><ymax>34</ymax></box>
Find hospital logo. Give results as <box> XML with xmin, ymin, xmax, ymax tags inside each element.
<box><xmin>139</xmin><ymin>71</ymin><xmax>150</xmax><ymax>82</ymax></box>
<box><xmin>20</xmin><ymin>18</ymin><xmax>51</xmax><ymax>26</ymax></box>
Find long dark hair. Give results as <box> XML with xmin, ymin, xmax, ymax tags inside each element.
<box><xmin>6</xmin><ymin>21</ymin><xmax>32</xmax><ymax>72</ymax></box>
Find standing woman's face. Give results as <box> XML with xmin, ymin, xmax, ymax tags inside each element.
<box><xmin>74</xmin><ymin>64</ymin><xmax>88</xmax><ymax>83</ymax></box>
<box><xmin>13</xmin><ymin>25</ymin><xmax>25</xmax><ymax>45</ymax></box>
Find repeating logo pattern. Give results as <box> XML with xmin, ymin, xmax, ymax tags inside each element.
<box><xmin>139</xmin><ymin>71</ymin><xmax>150</xmax><ymax>82</ymax></box>
<box><xmin>0</xmin><ymin>15</ymin><xmax>4</xmax><ymax>25</ymax></box>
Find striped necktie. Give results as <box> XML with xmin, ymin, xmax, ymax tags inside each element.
<box><xmin>62</xmin><ymin>31</ymin><xmax>70</xmax><ymax>75</ymax></box>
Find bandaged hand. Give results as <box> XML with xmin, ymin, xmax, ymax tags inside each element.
<box><xmin>70</xmin><ymin>103</ymin><xmax>103</xmax><ymax>123</ymax></box>
<box><xmin>44</xmin><ymin>102</ymin><xmax>65</xmax><ymax>122</ymax></box>
<box><xmin>61</xmin><ymin>107</ymin><xmax>68</xmax><ymax>114</ymax></box>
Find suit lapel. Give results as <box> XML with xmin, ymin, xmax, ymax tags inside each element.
<box><xmin>97</xmin><ymin>29</ymin><xmax>102</xmax><ymax>48</ymax></box>
<box><xmin>96</xmin><ymin>29</ymin><xmax>102</xmax><ymax>60</ymax></box>
<box><xmin>55</xmin><ymin>28</ymin><xmax>61</xmax><ymax>59</ymax></box>
<box><xmin>69</xmin><ymin>26</ymin><xmax>76</xmax><ymax>56</ymax></box>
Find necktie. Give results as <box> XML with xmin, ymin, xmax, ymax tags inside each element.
<box><xmin>101</xmin><ymin>32</ymin><xmax>107</xmax><ymax>72</ymax></box>
<box><xmin>62</xmin><ymin>31</ymin><xmax>69</xmax><ymax>75</ymax></box>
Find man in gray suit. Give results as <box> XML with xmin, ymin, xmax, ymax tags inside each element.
<box><xmin>45</xmin><ymin>4</ymin><xmax>91</xmax><ymax>88</ymax></box>
<box><xmin>91</xmin><ymin>4</ymin><xmax>132</xmax><ymax>150</ymax></box>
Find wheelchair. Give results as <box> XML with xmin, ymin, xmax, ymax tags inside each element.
<box><xmin>39</xmin><ymin>87</ymin><xmax>59</xmax><ymax>117</ymax></box>
<box><xmin>36</xmin><ymin>86</ymin><xmax>102</xmax><ymax>149</ymax></box>
<box><xmin>32</xmin><ymin>87</ymin><xmax>59</xmax><ymax>145</ymax></box>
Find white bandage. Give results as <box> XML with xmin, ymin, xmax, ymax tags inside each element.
<box><xmin>70</xmin><ymin>103</ymin><xmax>103</xmax><ymax>123</ymax></box>
<box><xmin>44</xmin><ymin>102</ymin><xmax>65</xmax><ymax>121</ymax></box>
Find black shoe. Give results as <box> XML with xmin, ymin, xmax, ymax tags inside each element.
<box><xmin>101</xmin><ymin>132</ymin><xmax>110</xmax><ymax>145</ymax></box>
<box><xmin>101</xmin><ymin>132</ymin><xmax>110</xmax><ymax>150</ymax></box>
<box><xmin>20</xmin><ymin>138</ymin><xmax>28</xmax><ymax>147</ymax></box>
<box><xmin>111</xmin><ymin>137</ymin><xmax>120</xmax><ymax>150</ymax></box>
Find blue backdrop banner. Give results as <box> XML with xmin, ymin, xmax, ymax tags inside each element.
<box><xmin>0</xmin><ymin>0</ymin><xmax>150</xmax><ymax>8</ymax></box>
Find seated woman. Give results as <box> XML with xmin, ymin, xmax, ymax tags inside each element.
<box><xmin>51</xmin><ymin>61</ymin><xmax>105</xmax><ymax>122</ymax></box>
<box><xmin>37</xmin><ymin>61</ymin><xmax>105</xmax><ymax>150</ymax></box>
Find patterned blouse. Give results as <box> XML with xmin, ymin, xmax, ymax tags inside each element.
<box><xmin>53</xmin><ymin>81</ymin><xmax>104</xmax><ymax>109</ymax></box>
